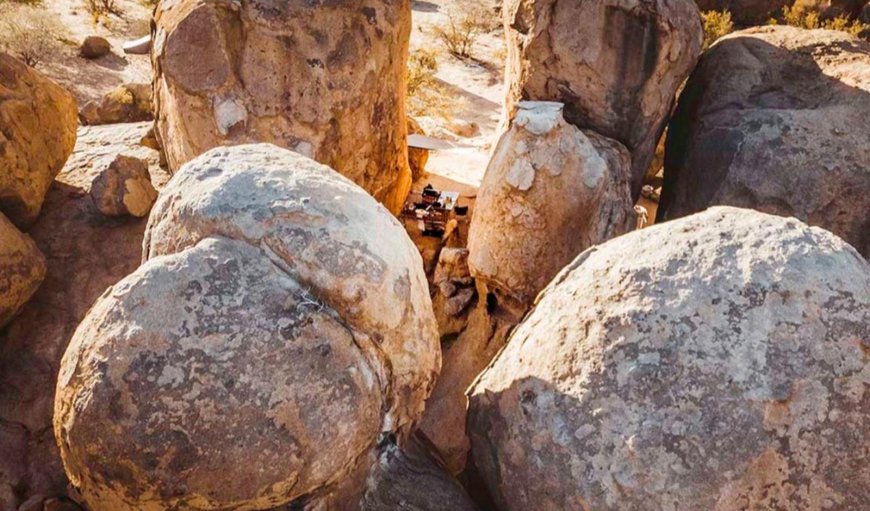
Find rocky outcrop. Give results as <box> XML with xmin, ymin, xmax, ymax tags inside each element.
<box><xmin>152</xmin><ymin>0</ymin><xmax>413</xmax><ymax>213</ymax></box>
<box><xmin>468</xmin><ymin>102</ymin><xmax>633</xmax><ymax>308</ymax></box>
<box><xmin>79</xmin><ymin>83</ymin><xmax>152</xmax><ymax>126</ymax></box>
<box><xmin>89</xmin><ymin>154</ymin><xmax>157</xmax><ymax>217</ymax></box>
<box><xmin>503</xmin><ymin>0</ymin><xmax>702</xmax><ymax>193</ymax></box>
<box><xmin>0</xmin><ymin>53</ymin><xmax>77</xmax><ymax>227</ymax></box>
<box><xmin>0</xmin><ymin>122</ymin><xmax>168</xmax><ymax>511</ymax></box>
<box><xmin>659</xmin><ymin>26</ymin><xmax>870</xmax><ymax>256</ymax></box>
<box><xmin>467</xmin><ymin>206</ymin><xmax>870</xmax><ymax>511</ymax></box>
<box><xmin>55</xmin><ymin>144</ymin><xmax>439</xmax><ymax>511</ymax></box>
<box><xmin>0</xmin><ymin>213</ymin><xmax>45</xmax><ymax>328</ymax></box>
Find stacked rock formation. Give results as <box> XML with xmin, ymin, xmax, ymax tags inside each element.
<box><xmin>0</xmin><ymin>52</ymin><xmax>77</xmax><ymax>227</ymax></box>
<box><xmin>503</xmin><ymin>0</ymin><xmax>703</xmax><ymax>193</ymax></box>
<box><xmin>54</xmin><ymin>144</ymin><xmax>440</xmax><ymax>511</ymax></box>
<box><xmin>468</xmin><ymin>102</ymin><xmax>633</xmax><ymax>308</ymax></box>
<box><xmin>467</xmin><ymin>207</ymin><xmax>870</xmax><ymax>510</ymax></box>
<box><xmin>659</xmin><ymin>26</ymin><xmax>870</xmax><ymax>257</ymax></box>
<box><xmin>420</xmin><ymin>0</ymin><xmax>703</xmax><ymax>473</ymax></box>
<box><xmin>152</xmin><ymin>0</ymin><xmax>413</xmax><ymax>213</ymax></box>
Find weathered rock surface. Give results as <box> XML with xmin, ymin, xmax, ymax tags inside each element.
<box><xmin>0</xmin><ymin>122</ymin><xmax>168</xmax><ymax>511</ymax></box>
<box><xmin>468</xmin><ymin>206</ymin><xmax>870</xmax><ymax>511</ymax></box>
<box><xmin>694</xmin><ymin>0</ymin><xmax>792</xmax><ymax>24</ymax></box>
<box><xmin>419</xmin><ymin>300</ymin><xmax>514</xmax><ymax>475</ymax></box>
<box><xmin>0</xmin><ymin>53</ymin><xmax>77</xmax><ymax>227</ymax></box>
<box><xmin>79</xmin><ymin>36</ymin><xmax>111</xmax><ymax>59</ymax></box>
<box><xmin>89</xmin><ymin>154</ymin><xmax>157</xmax><ymax>217</ymax></box>
<box><xmin>152</xmin><ymin>0</ymin><xmax>413</xmax><ymax>213</ymax></box>
<box><xmin>56</xmin><ymin>237</ymin><xmax>386</xmax><ymax>511</ymax></box>
<box><xmin>659</xmin><ymin>26</ymin><xmax>870</xmax><ymax>256</ymax></box>
<box><xmin>79</xmin><ymin>83</ymin><xmax>152</xmax><ymax>126</ymax></box>
<box><xmin>144</xmin><ymin>144</ymin><xmax>440</xmax><ymax>429</ymax></box>
<box><xmin>54</xmin><ymin>143</ymin><xmax>439</xmax><ymax>511</ymax></box>
<box><xmin>362</xmin><ymin>432</ymin><xmax>480</xmax><ymax>511</ymax></box>
<box><xmin>503</xmin><ymin>0</ymin><xmax>702</xmax><ymax>193</ymax></box>
<box><xmin>0</xmin><ymin>212</ymin><xmax>45</xmax><ymax>328</ymax></box>
<box><xmin>468</xmin><ymin>102</ymin><xmax>633</xmax><ymax>308</ymax></box>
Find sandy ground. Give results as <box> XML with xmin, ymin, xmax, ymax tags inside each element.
<box><xmin>23</xmin><ymin>0</ymin><xmax>153</xmax><ymax>104</ymax></box>
<box><xmin>408</xmin><ymin>0</ymin><xmax>506</xmax><ymax>195</ymax></box>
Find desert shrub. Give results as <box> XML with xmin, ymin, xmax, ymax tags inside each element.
<box><xmin>406</xmin><ymin>47</ymin><xmax>461</xmax><ymax>119</ymax></box>
<box><xmin>769</xmin><ymin>6</ymin><xmax>867</xmax><ymax>36</ymax></box>
<box><xmin>84</xmin><ymin>0</ymin><xmax>121</xmax><ymax>18</ymax></box>
<box><xmin>702</xmin><ymin>10</ymin><xmax>734</xmax><ymax>49</ymax></box>
<box><xmin>407</xmin><ymin>47</ymin><xmax>438</xmax><ymax>96</ymax></box>
<box><xmin>432</xmin><ymin>5</ymin><xmax>492</xmax><ymax>59</ymax></box>
<box><xmin>0</xmin><ymin>4</ymin><xmax>67</xmax><ymax>67</ymax></box>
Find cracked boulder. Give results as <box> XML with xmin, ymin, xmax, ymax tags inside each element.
<box><xmin>0</xmin><ymin>53</ymin><xmax>77</xmax><ymax>228</ymax></box>
<box><xmin>54</xmin><ymin>144</ymin><xmax>439</xmax><ymax>511</ymax></box>
<box><xmin>659</xmin><ymin>26</ymin><xmax>870</xmax><ymax>257</ymax></box>
<box><xmin>467</xmin><ymin>206</ymin><xmax>870</xmax><ymax>511</ymax></box>
<box><xmin>152</xmin><ymin>0</ymin><xmax>413</xmax><ymax>213</ymax></box>
<box><xmin>503</xmin><ymin>0</ymin><xmax>702</xmax><ymax>193</ymax></box>
<box><xmin>467</xmin><ymin>102</ymin><xmax>633</xmax><ymax>308</ymax></box>
<box><xmin>0</xmin><ymin>212</ymin><xmax>45</xmax><ymax>327</ymax></box>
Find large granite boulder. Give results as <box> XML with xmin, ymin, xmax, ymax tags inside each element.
<box><xmin>659</xmin><ymin>26</ymin><xmax>870</xmax><ymax>256</ymax></box>
<box><xmin>55</xmin><ymin>144</ymin><xmax>439</xmax><ymax>511</ymax></box>
<box><xmin>152</xmin><ymin>0</ymin><xmax>413</xmax><ymax>213</ymax></box>
<box><xmin>0</xmin><ymin>212</ymin><xmax>45</xmax><ymax>327</ymax></box>
<box><xmin>468</xmin><ymin>102</ymin><xmax>633</xmax><ymax>308</ymax></box>
<box><xmin>0</xmin><ymin>53</ymin><xmax>77</xmax><ymax>227</ymax></box>
<box><xmin>467</xmin><ymin>206</ymin><xmax>870</xmax><ymax>511</ymax></box>
<box><xmin>503</xmin><ymin>0</ymin><xmax>702</xmax><ymax>193</ymax></box>
<box><xmin>143</xmin><ymin>144</ymin><xmax>439</xmax><ymax>424</ymax></box>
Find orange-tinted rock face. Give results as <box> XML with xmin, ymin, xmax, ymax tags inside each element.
<box><xmin>0</xmin><ymin>53</ymin><xmax>77</xmax><ymax>228</ymax></box>
<box><xmin>152</xmin><ymin>0</ymin><xmax>413</xmax><ymax>213</ymax></box>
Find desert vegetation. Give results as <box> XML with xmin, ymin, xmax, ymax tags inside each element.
<box><xmin>0</xmin><ymin>4</ymin><xmax>67</xmax><ymax>67</ymax></box>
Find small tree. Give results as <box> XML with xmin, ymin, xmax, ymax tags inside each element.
<box><xmin>432</xmin><ymin>5</ymin><xmax>491</xmax><ymax>59</ymax></box>
<box><xmin>0</xmin><ymin>5</ymin><xmax>67</xmax><ymax>68</ymax></box>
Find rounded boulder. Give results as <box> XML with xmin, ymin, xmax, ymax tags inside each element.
<box><xmin>55</xmin><ymin>144</ymin><xmax>440</xmax><ymax>510</ymax></box>
<box><xmin>468</xmin><ymin>206</ymin><xmax>870</xmax><ymax>511</ymax></box>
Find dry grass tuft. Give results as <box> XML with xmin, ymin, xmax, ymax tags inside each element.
<box><xmin>769</xmin><ymin>6</ymin><xmax>868</xmax><ymax>36</ymax></box>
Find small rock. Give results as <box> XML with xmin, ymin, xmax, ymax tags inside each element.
<box><xmin>79</xmin><ymin>36</ymin><xmax>110</xmax><ymax>59</ymax></box>
<box><xmin>444</xmin><ymin>287</ymin><xmax>475</xmax><ymax>317</ymax></box>
<box><xmin>433</xmin><ymin>248</ymin><xmax>470</xmax><ymax>285</ymax></box>
<box><xmin>446</xmin><ymin>119</ymin><xmax>479</xmax><ymax>138</ymax></box>
<box><xmin>79</xmin><ymin>83</ymin><xmax>152</xmax><ymax>126</ymax></box>
<box><xmin>89</xmin><ymin>154</ymin><xmax>157</xmax><ymax>217</ymax></box>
